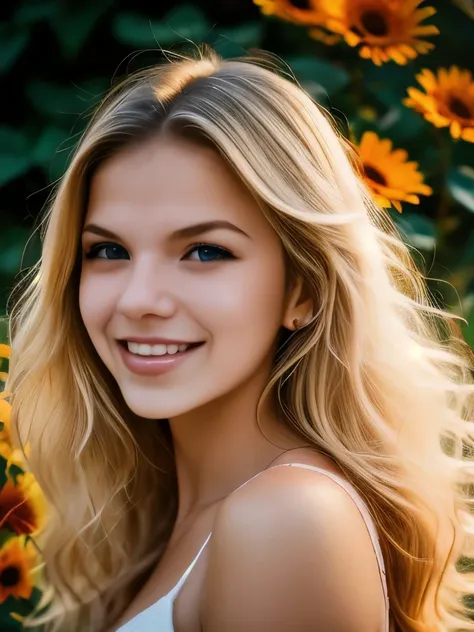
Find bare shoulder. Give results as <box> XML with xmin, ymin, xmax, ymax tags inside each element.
<box><xmin>200</xmin><ymin>465</ymin><xmax>387</xmax><ymax>632</ymax></box>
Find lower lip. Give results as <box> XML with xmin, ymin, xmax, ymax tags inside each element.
<box><xmin>117</xmin><ymin>342</ymin><xmax>203</xmax><ymax>376</ymax></box>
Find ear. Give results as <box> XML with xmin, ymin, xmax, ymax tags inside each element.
<box><xmin>282</xmin><ymin>275</ymin><xmax>313</xmax><ymax>331</ymax></box>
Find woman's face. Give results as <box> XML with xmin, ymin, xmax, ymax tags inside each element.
<box><xmin>79</xmin><ymin>135</ymin><xmax>291</xmax><ymax>419</ymax></box>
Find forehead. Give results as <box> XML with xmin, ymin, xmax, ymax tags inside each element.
<box><xmin>85</xmin><ymin>136</ymin><xmax>270</xmax><ymax>236</ymax></box>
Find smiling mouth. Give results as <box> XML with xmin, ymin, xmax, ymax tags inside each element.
<box><xmin>117</xmin><ymin>340</ymin><xmax>205</xmax><ymax>356</ymax></box>
<box><xmin>116</xmin><ymin>340</ymin><xmax>205</xmax><ymax>376</ymax></box>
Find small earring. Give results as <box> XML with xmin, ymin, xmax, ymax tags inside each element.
<box><xmin>292</xmin><ymin>318</ymin><xmax>300</xmax><ymax>330</ymax></box>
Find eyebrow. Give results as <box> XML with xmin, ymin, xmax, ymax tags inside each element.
<box><xmin>82</xmin><ymin>220</ymin><xmax>251</xmax><ymax>241</ymax></box>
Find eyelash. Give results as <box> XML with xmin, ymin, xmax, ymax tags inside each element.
<box><xmin>84</xmin><ymin>242</ymin><xmax>235</xmax><ymax>262</ymax></box>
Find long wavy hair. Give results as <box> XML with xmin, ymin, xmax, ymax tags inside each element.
<box><xmin>5</xmin><ymin>44</ymin><xmax>474</xmax><ymax>631</ymax></box>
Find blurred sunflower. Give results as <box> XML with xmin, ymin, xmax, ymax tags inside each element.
<box><xmin>309</xmin><ymin>0</ymin><xmax>439</xmax><ymax>66</ymax></box>
<box><xmin>404</xmin><ymin>67</ymin><xmax>474</xmax><ymax>142</ymax></box>
<box><xmin>0</xmin><ymin>472</ymin><xmax>47</xmax><ymax>536</ymax></box>
<box><xmin>252</xmin><ymin>0</ymin><xmax>328</xmax><ymax>26</ymax></box>
<box><xmin>0</xmin><ymin>344</ymin><xmax>9</xmax><ymax>384</ymax></box>
<box><xmin>254</xmin><ymin>1</ymin><xmax>439</xmax><ymax>65</ymax></box>
<box><xmin>0</xmin><ymin>537</ymin><xmax>37</xmax><ymax>603</ymax></box>
<box><xmin>355</xmin><ymin>131</ymin><xmax>433</xmax><ymax>212</ymax></box>
<box><xmin>0</xmin><ymin>391</ymin><xmax>29</xmax><ymax>470</ymax></box>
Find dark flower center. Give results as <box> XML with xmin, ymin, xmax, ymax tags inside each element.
<box><xmin>0</xmin><ymin>487</ymin><xmax>37</xmax><ymax>535</ymax></box>
<box><xmin>0</xmin><ymin>565</ymin><xmax>21</xmax><ymax>587</ymax></box>
<box><xmin>449</xmin><ymin>97</ymin><xmax>471</xmax><ymax>120</ymax></box>
<box><xmin>364</xmin><ymin>165</ymin><xmax>387</xmax><ymax>186</ymax></box>
<box><xmin>361</xmin><ymin>10</ymin><xmax>389</xmax><ymax>36</ymax></box>
<box><xmin>288</xmin><ymin>0</ymin><xmax>312</xmax><ymax>9</ymax></box>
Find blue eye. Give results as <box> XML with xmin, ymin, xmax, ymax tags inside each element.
<box><xmin>83</xmin><ymin>242</ymin><xmax>234</xmax><ymax>262</ymax></box>
<box><xmin>85</xmin><ymin>243</ymin><xmax>129</xmax><ymax>260</ymax></box>
<box><xmin>184</xmin><ymin>244</ymin><xmax>234</xmax><ymax>262</ymax></box>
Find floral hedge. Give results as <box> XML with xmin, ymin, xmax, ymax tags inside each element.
<box><xmin>1</xmin><ymin>0</ymin><xmax>474</xmax><ymax>627</ymax></box>
<box><xmin>0</xmin><ymin>344</ymin><xmax>47</xmax><ymax>630</ymax></box>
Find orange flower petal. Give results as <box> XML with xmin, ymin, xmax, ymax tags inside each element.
<box><xmin>461</xmin><ymin>128</ymin><xmax>474</xmax><ymax>142</ymax></box>
<box><xmin>355</xmin><ymin>131</ymin><xmax>432</xmax><ymax>213</ymax></box>
<box><xmin>411</xmin><ymin>25</ymin><xmax>439</xmax><ymax>36</ymax></box>
<box><xmin>417</xmin><ymin>69</ymin><xmax>437</xmax><ymax>91</ymax></box>
<box><xmin>414</xmin><ymin>6</ymin><xmax>437</xmax><ymax>21</ymax></box>
<box><xmin>392</xmin><ymin>200</ymin><xmax>403</xmax><ymax>213</ymax></box>
<box><xmin>451</xmin><ymin>120</ymin><xmax>463</xmax><ymax>139</ymax></box>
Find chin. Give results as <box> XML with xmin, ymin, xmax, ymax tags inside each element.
<box><xmin>119</xmin><ymin>389</ymin><xmax>204</xmax><ymax>420</ymax></box>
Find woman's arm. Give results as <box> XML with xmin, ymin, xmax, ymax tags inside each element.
<box><xmin>200</xmin><ymin>467</ymin><xmax>386</xmax><ymax>632</ymax></box>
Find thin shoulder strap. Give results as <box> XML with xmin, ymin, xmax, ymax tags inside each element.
<box><xmin>278</xmin><ymin>463</ymin><xmax>390</xmax><ymax>630</ymax></box>
<box><xmin>167</xmin><ymin>532</ymin><xmax>213</xmax><ymax>598</ymax></box>
<box><xmin>170</xmin><ymin>462</ymin><xmax>390</xmax><ymax>631</ymax></box>
<box><xmin>166</xmin><ymin>464</ymin><xmax>298</xmax><ymax>598</ymax></box>
<box><xmin>166</xmin><ymin>468</ymin><xmax>272</xmax><ymax>599</ymax></box>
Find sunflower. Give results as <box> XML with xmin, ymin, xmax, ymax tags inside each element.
<box><xmin>355</xmin><ymin>131</ymin><xmax>433</xmax><ymax>212</ymax></box>
<box><xmin>308</xmin><ymin>0</ymin><xmax>439</xmax><ymax>66</ymax></box>
<box><xmin>0</xmin><ymin>344</ymin><xmax>9</xmax><ymax>385</ymax></box>
<box><xmin>0</xmin><ymin>394</ymin><xmax>30</xmax><ymax>471</ymax></box>
<box><xmin>404</xmin><ymin>67</ymin><xmax>474</xmax><ymax>142</ymax></box>
<box><xmin>252</xmin><ymin>0</ymin><xmax>328</xmax><ymax>26</ymax></box>
<box><xmin>0</xmin><ymin>472</ymin><xmax>47</xmax><ymax>536</ymax></box>
<box><xmin>0</xmin><ymin>536</ymin><xmax>37</xmax><ymax>603</ymax></box>
<box><xmin>0</xmin><ymin>395</ymin><xmax>12</xmax><ymax>445</ymax></box>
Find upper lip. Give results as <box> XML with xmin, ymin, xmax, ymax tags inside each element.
<box><xmin>118</xmin><ymin>337</ymin><xmax>202</xmax><ymax>345</ymax></box>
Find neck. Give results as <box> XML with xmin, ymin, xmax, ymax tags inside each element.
<box><xmin>168</xmin><ymin>370</ymin><xmax>304</xmax><ymax>526</ymax></box>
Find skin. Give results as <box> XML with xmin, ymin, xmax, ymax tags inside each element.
<box><xmin>79</xmin><ymin>135</ymin><xmax>312</xmax><ymax>526</ymax></box>
<box><xmin>80</xmin><ymin>136</ymin><xmax>386</xmax><ymax>631</ymax></box>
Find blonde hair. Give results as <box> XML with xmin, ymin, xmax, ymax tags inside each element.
<box><xmin>6</xmin><ymin>44</ymin><xmax>474</xmax><ymax>631</ymax></box>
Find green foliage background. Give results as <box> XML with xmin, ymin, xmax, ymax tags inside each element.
<box><xmin>1</xmin><ymin>0</ymin><xmax>474</xmax><ymax>339</ymax></box>
<box><xmin>1</xmin><ymin>1</ymin><xmax>474</xmax><ymax>626</ymax></box>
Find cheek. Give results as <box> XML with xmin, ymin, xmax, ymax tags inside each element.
<box><xmin>196</xmin><ymin>259</ymin><xmax>286</xmax><ymax>350</ymax></box>
<box><xmin>78</xmin><ymin>272</ymin><xmax>114</xmax><ymax>337</ymax></box>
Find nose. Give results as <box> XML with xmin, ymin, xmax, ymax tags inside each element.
<box><xmin>115</xmin><ymin>257</ymin><xmax>178</xmax><ymax>320</ymax></box>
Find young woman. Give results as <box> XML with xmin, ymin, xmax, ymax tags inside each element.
<box><xmin>6</xmin><ymin>45</ymin><xmax>474</xmax><ymax>632</ymax></box>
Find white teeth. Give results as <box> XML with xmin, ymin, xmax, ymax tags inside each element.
<box><xmin>126</xmin><ymin>342</ymin><xmax>191</xmax><ymax>356</ymax></box>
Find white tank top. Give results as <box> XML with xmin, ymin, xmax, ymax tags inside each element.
<box><xmin>116</xmin><ymin>463</ymin><xmax>390</xmax><ymax>632</ymax></box>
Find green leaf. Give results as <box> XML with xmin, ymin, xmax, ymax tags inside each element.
<box><xmin>49</xmin><ymin>2</ymin><xmax>112</xmax><ymax>59</ymax></box>
<box><xmin>0</xmin><ymin>127</ymin><xmax>31</xmax><ymax>186</ymax></box>
<box><xmin>13</xmin><ymin>1</ymin><xmax>57</xmax><ymax>26</ymax></box>
<box><xmin>160</xmin><ymin>4</ymin><xmax>211</xmax><ymax>42</ymax></box>
<box><xmin>0</xmin><ymin>318</ymin><xmax>8</xmax><ymax>343</ymax></box>
<box><xmin>113</xmin><ymin>5</ymin><xmax>210</xmax><ymax>48</ymax></box>
<box><xmin>0</xmin><ymin>25</ymin><xmax>28</xmax><ymax>74</ymax></box>
<box><xmin>8</xmin><ymin>464</ymin><xmax>25</xmax><ymax>486</ymax></box>
<box><xmin>32</xmin><ymin>126</ymin><xmax>69</xmax><ymax>167</ymax></box>
<box><xmin>394</xmin><ymin>213</ymin><xmax>436</xmax><ymax>251</ymax></box>
<box><xmin>462</xmin><ymin>304</ymin><xmax>474</xmax><ymax>348</ymax></box>
<box><xmin>0</xmin><ymin>456</ymin><xmax>8</xmax><ymax>490</ymax></box>
<box><xmin>284</xmin><ymin>56</ymin><xmax>350</xmax><ymax>97</ymax></box>
<box><xmin>25</xmin><ymin>80</ymin><xmax>82</xmax><ymax>118</ymax></box>
<box><xmin>0</xmin><ymin>529</ymin><xmax>16</xmax><ymax>549</ymax></box>
<box><xmin>0</xmin><ymin>227</ymin><xmax>32</xmax><ymax>274</ymax></box>
<box><xmin>375</xmin><ymin>105</ymin><xmax>425</xmax><ymax>142</ymax></box>
<box><xmin>32</xmin><ymin>125</ymin><xmax>72</xmax><ymax>182</ymax></box>
<box><xmin>0</xmin><ymin>614</ymin><xmax>22</xmax><ymax>632</ymax></box>
<box><xmin>448</xmin><ymin>166</ymin><xmax>474</xmax><ymax>212</ymax></box>
<box><xmin>112</xmin><ymin>13</ymin><xmax>162</xmax><ymax>47</ymax></box>
<box><xmin>211</xmin><ymin>21</ymin><xmax>263</xmax><ymax>51</ymax></box>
